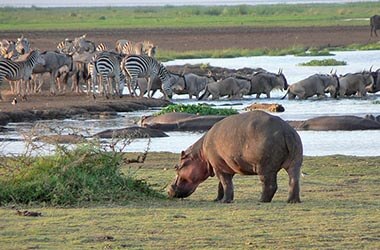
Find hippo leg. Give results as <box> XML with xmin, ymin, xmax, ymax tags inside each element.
<box><xmin>214</xmin><ymin>172</ymin><xmax>234</xmax><ymax>203</ymax></box>
<box><xmin>259</xmin><ymin>173</ymin><xmax>278</xmax><ymax>202</ymax></box>
<box><xmin>286</xmin><ymin>168</ymin><xmax>301</xmax><ymax>203</ymax></box>
<box><xmin>214</xmin><ymin>182</ymin><xmax>224</xmax><ymax>202</ymax></box>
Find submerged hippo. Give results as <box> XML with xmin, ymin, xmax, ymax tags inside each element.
<box><xmin>294</xmin><ymin>115</ymin><xmax>380</xmax><ymax>131</ymax></box>
<box><xmin>168</xmin><ymin>110</ymin><xmax>303</xmax><ymax>203</ymax></box>
<box><xmin>140</xmin><ymin>112</ymin><xmax>226</xmax><ymax>131</ymax></box>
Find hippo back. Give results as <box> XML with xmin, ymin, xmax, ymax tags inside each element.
<box><xmin>203</xmin><ymin>110</ymin><xmax>303</xmax><ymax>174</ymax></box>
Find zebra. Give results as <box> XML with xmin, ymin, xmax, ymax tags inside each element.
<box><xmin>0</xmin><ymin>50</ymin><xmax>45</xmax><ymax>100</ymax></box>
<box><xmin>117</xmin><ymin>40</ymin><xmax>156</xmax><ymax>57</ymax></box>
<box><xmin>57</xmin><ymin>38</ymin><xmax>75</xmax><ymax>54</ymax></box>
<box><xmin>0</xmin><ymin>39</ymin><xmax>17</xmax><ymax>59</ymax></box>
<box><xmin>95</xmin><ymin>42</ymin><xmax>109</xmax><ymax>52</ymax></box>
<box><xmin>90</xmin><ymin>51</ymin><xmax>125</xmax><ymax>98</ymax></box>
<box><xmin>15</xmin><ymin>35</ymin><xmax>30</xmax><ymax>55</ymax></box>
<box><xmin>120</xmin><ymin>55</ymin><xmax>175</xmax><ymax>100</ymax></box>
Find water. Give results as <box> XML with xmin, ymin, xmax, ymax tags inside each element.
<box><xmin>1</xmin><ymin>50</ymin><xmax>380</xmax><ymax>156</ymax></box>
<box><xmin>1</xmin><ymin>0</ymin><xmax>378</xmax><ymax>8</ymax></box>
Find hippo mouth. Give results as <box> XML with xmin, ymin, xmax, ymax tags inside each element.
<box><xmin>167</xmin><ymin>184</ymin><xmax>195</xmax><ymax>198</ymax></box>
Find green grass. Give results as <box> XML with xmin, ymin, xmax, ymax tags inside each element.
<box><xmin>0</xmin><ymin>153</ymin><xmax>379</xmax><ymax>249</ymax></box>
<box><xmin>299</xmin><ymin>58</ymin><xmax>347</xmax><ymax>66</ymax></box>
<box><xmin>154</xmin><ymin>103</ymin><xmax>238</xmax><ymax>116</ymax></box>
<box><xmin>0</xmin><ymin>3</ymin><xmax>379</xmax><ymax>30</ymax></box>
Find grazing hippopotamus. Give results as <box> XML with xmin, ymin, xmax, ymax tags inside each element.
<box><xmin>168</xmin><ymin>110</ymin><xmax>303</xmax><ymax>203</ymax></box>
<box><xmin>295</xmin><ymin>115</ymin><xmax>380</xmax><ymax>131</ymax></box>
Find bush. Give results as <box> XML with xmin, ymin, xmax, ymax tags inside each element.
<box><xmin>299</xmin><ymin>59</ymin><xmax>347</xmax><ymax>66</ymax></box>
<box><xmin>0</xmin><ymin>143</ymin><xmax>163</xmax><ymax>206</ymax></box>
<box><xmin>155</xmin><ymin>103</ymin><xmax>238</xmax><ymax>116</ymax></box>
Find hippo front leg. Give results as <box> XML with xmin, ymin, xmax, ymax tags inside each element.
<box><xmin>259</xmin><ymin>173</ymin><xmax>278</xmax><ymax>202</ymax></box>
<box><xmin>214</xmin><ymin>172</ymin><xmax>234</xmax><ymax>203</ymax></box>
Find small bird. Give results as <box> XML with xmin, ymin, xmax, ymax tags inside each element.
<box><xmin>11</xmin><ymin>98</ymin><xmax>17</xmax><ymax>105</ymax></box>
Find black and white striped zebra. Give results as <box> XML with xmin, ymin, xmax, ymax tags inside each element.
<box><xmin>120</xmin><ymin>55</ymin><xmax>175</xmax><ymax>100</ymax></box>
<box><xmin>90</xmin><ymin>51</ymin><xmax>125</xmax><ymax>98</ymax></box>
<box><xmin>0</xmin><ymin>50</ymin><xmax>44</xmax><ymax>99</ymax></box>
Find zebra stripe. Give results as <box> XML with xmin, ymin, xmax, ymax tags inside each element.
<box><xmin>121</xmin><ymin>55</ymin><xmax>174</xmax><ymax>99</ymax></box>
<box><xmin>95</xmin><ymin>42</ymin><xmax>108</xmax><ymax>52</ymax></box>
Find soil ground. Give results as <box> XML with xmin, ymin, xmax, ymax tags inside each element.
<box><xmin>0</xmin><ymin>25</ymin><xmax>378</xmax><ymax>114</ymax></box>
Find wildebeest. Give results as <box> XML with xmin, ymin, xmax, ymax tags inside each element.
<box><xmin>370</xmin><ymin>15</ymin><xmax>380</xmax><ymax>37</ymax></box>
<box><xmin>338</xmin><ymin>71</ymin><xmax>374</xmax><ymax>97</ymax></box>
<box><xmin>282</xmin><ymin>73</ymin><xmax>339</xmax><ymax>100</ymax></box>
<box><xmin>171</xmin><ymin>72</ymin><xmax>216</xmax><ymax>99</ymax></box>
<box><xmin>249</xmin><ymin>69</ymin><xmax>288</xmax><ymax>98</ymax></box>
<box><xmin>32</xmin><ymin>51</ymin><xmax>74</xmax><ymax>94</ymax></box>
<box><xmin>199</xmin><ymin>76</ymin><xmax>251</xmax><ymax>100</ymax></box>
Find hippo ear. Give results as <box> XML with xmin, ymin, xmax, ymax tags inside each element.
<box><xmin>180</xmin><ymin>150</ymin><xmax>186</xmax><ymax>159</ymax></box>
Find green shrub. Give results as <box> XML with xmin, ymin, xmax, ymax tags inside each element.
<box><xmin>155</xmin><ymin>103</ymin><xmax>238</xmax><ymax>116</ymax></box>
<box><xmin>299</xmin><ymin>58</ymin><xmax>347</xmax><ymax>66</ymax></box>
<box><xmin>0</xmin><ymin>143</ymin><xmax>164</xmax><ymax>206</ymax></box>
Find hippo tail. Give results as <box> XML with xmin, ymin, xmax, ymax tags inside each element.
<box><xmin>282</xmin><ymin>129</ymin><xmax>303</xmax><ymax>174</ymax></box>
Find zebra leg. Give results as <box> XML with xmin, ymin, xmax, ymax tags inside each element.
<box><xmin>147</xmin><ymin>77</ymin><xmax>153</xmax><ymax>98</ymax></box>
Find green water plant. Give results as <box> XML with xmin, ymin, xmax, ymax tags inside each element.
<box><xmin>155</xmin><ymin>103</ymin><xmax>238</xmax><ymax>116</ymax></box>
<box><xmin>299</xmin><ymin>58</ymin><xmax>347</xmax><ymax>66</ymax></box>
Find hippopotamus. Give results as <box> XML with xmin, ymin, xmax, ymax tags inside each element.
<box><xmin>93</xmin><ymin>126</ymin><xmax>168</xmax><ymax>139</ymax></box>
<box><xmin>140</xmin><ymin>112</ymin><xmax>226</xmax><ymax>131</ymax></box>
<box><xmin>292</xmin><ymin>115</ymin><xmax>380</xmax><ymax>131</ymax></box>
<box><xmin>168</xmin><ymin>110</ymin><xmax>303</xmax><ymax>203</ymax></box>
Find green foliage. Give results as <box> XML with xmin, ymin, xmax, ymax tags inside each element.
<box><xmin>0</xmin><ymin>143</ymin><xmax>163</xmax><ymax>206</ymax></box>
<box><xmin>373</xmin><ymin>100</ymin><xmax>380</xmax><ymax>104</ymax></box>
<box><xmin>299</xmin><ymin>58</ymin><xmax>347</xmax><ymax>66</ymax></box>
<box><xmin>154</xmin><ymin>103</ymin><xmax>238</xmax><ymax>116</ymax></box>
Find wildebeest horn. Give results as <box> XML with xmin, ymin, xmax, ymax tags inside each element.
<box><xmin>369</xmin><ymin>65</ymin><xmax>373</xmax><ymax>72</ymax></box>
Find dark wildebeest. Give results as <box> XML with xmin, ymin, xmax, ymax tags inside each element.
<box><xmin>370</xmin><ymin>15</ymin><xmax>380</xmax><ymax>37</ymax></box>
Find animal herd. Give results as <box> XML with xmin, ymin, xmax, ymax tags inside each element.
<box><xmin>0</xmin><ymin>33</ymin><xmax>379</xmax><ymax>102</ymax></box>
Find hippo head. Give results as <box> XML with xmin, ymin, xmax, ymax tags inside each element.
<box><xmin>167</xmin><ymin>149</ymin><xmax>213</xmax><ymax>199</ymax></box>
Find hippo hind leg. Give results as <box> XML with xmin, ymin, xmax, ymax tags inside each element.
<box><xmin>259</xmin><ymin>173</ymin><xmax>278</xmax><ymax>202</ymax></box>
<box><xmin>286</xmin><ymin>167</ymin><xmax>301</xmax><ymax>203</ymax></box>
<box><xmin>214</xmin><ymin>172</ymin><xmax>234</xmax><ymax>203</ymax></box>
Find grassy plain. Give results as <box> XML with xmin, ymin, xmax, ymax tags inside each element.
<box><xmin>0</xmin><ymin>2</ymin><xmax>379</xmax><ymax>30</ymax></box>
<box><xmin>0</xmin><ymin>153</ymin><xmax>379</xmax><ymax>249</ymax></box>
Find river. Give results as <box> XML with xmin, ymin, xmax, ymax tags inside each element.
<box><xmin>1</xmin><ymin>50</ymin><xmax>380</xmax><ymax>156</ymax></box>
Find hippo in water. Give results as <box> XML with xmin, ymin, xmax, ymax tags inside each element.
<box><xmin>168</xmin><ymin>110</ymin><xmax>303</xmax><ymax>203</ymax></box>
